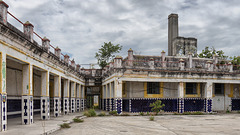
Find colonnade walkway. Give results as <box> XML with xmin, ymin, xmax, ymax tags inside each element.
<box><xmin>1</xmin><ymin>112</ymin><xmax>84</xmax><ymax>135</ymax></box>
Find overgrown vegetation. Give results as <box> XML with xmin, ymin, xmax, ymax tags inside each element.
<box><xmin>84</xmin><ymin>109</ymin><xmax>96</xmax><ymax>117</ymax></box>
<box><xmin>73</xmin><ymin>118</ymin><xmax>84</xmax><ymax>123</ymax></box>
<box><xmin>198</xmin><ymin>46</ymin><xmax>228</xmax><ymax>59</ymax></box>
<box><xmin>95</xmin><ymin>42</ymin><xmax>122</xmax><ymax>68</ymax></box>
<box><xmin>109</xmin><ymin>110</ymin><xmax>118</xmax><ymax>116</ymax></box>
<box><xmin>98</xmin><ymin>112</ymin><xmax>106</xmax><ymax>116</ymax></box>
<box><xmin>149</xmin><ymin>100</ymin><xmax>165</xmax><ymax>115</ymax></box>
<box><xmin>139</xmin><ymin>112</ymin><xmax>144</xmax><ymax>116</ymax></box>
<box><xmin>60</xmin><ymin>123</ymin><xmax>71</xmax><ymax>128</ymax></box>
<box><xmin>149</xmin><ymin>116</ymin><xmax>154</xmax><ymax>121</ymax></box>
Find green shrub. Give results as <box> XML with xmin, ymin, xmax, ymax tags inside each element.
<box><xmin>146</xmin><ymin>112</ymin><xmax>150</xmax><ymax>116</ymax></box>
<box><xmin>60</xmin><ymin>123</ymin><xmax>71</xmax><ymax>128</ymax></box>
<box><xmin>226</xmin><ymin>109</ymin><xmax>231</xmax><ymax>113</ymax></box>
<box><xmin>139</xmin><ymin>112</ymin><xmax>144</xmax><ymax>116</ymax></box>
<box><xmin>98</xmin><ymin>112</ymin><xmax>106</xmax><ymax>116</ymax></box>
<box><xmin>93</xmin><ymin>106</ymin><xmax>99</xmax><ymax>109</ymax></box>
<box><xmin>109</xmin><ymin>110</ymin><xmax>118</xmax><ymax>115</ymax></box>
<box><xmin>149</xmin><ymin>100</ymin><xmax>165</xmax><ymax>115</ymax></box>
<box><xmin>73</xmin><ymin>118</ymin><xmax>84</xmax><ymax>123</ymax></box>
<box><xmin>84</xmin><ymin>109</ymin><xmax>96</xmax><ymax>117</ymax></box>
<box><xmin>149</xmin><ymin>116</ymin><xmax>154</xmax><ymax>121</ymax></box>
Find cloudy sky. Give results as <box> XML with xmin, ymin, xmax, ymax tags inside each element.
<box><xmin>4</xmin><ymin>0</ymin><xmax>240</xmax><ymax>67</ymax></box>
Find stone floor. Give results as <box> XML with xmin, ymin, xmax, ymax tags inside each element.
<box><xmin>1</xmin><ymin>112</ymin><xmax>84</xmax><ymax>135</ymax></box>
<box><xmin>52</xmin><ymin>114</ymin><xmax>240</xmax><ymax>135</ymax></box>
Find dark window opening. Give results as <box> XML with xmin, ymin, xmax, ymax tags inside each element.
<box><xmin>215</xmin><ymin>83</ymin><xmax>224</xmax><ymax>95</ymax></box>
<box><xmin>147</xmin><ymin>82</ymin><xmax>160</xmax><ymax>94</ymax></box>
<box><xmin>186</xmin><ymin>83</ymin><xmax>197</xmax><ymax>94</ymax></box>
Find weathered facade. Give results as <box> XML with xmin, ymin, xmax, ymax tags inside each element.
<box><xmin>0</xmin><ymin>0</ymin><xmax>240</xmax><ymax>133</ymax></box>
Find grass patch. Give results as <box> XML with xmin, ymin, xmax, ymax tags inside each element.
<box><xmin>109</xmin><ymin>111</ymin><xmax>118</xmax><ymax>116</ymax></box>
<box><xmin>60</xmin><ymin>123</ymin><xmax>71</xmax><ymax>128</ymax></box>
<box><xmin>120</xmin><ymin>113</ymin><xmax>130</xmax><ymax>116</ymax></box>
<box><xmin>98</xmin><ymin>112</ymin><xmax>106</xmax><ymax>117</ymax></box>
<box><xmin>174</xmin><ymin>112</ymin><xmax>204</xmax><ymax>115</ymax></box>
<box><xmin>139</xmin><ymin>112</ymin><xmax>144</xmax><ymax>116</ymax></box>
<box><xmin>73</xmin><ymin>118</ymin><xmax>84</xmax><ymax>123</ymax></box>
<box><xmin>84</xmin><ymin>109</ymin><xmax>96</xmax><ymax>117</ymax></box>
<box><xmin>149</xmin><ymin>116</ymin><xmax>154</xmax><ymax>121</ymax></box>
<box><xmin>226</xmin><ymin>109</ymin><xmax>231</xmax><ymax>113</ymax></box>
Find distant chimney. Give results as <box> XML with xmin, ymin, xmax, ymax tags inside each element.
<box><xmin>42</xmin><ymin>37</ymin><xmax>50</xmax><ymax>53</ymax></box>
<box><xmin>168</xmin><ymin>13</ymin><xmax>178</xmax><ymax>56</ymax></box>
<box><xmin>0</xmin><ymin>1</ymin><xmax>9</xmax><ymax>25</ymax></box>
<box><xmin>23</xmin><ymin>21</ymin><xmax>34</xmax><ymax>42</ymax></box>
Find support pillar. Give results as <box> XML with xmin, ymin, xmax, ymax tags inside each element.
<box><xmin>0</xmin><ymin>52</ymin><xmax>7</xmax><ymax>131</ymax></box>
<box><xmin>63</xmin><ymin>79</ymin><xmax>69</xmax><ymax>115</ymax></box>
<box><xmin>22</xmin><ymin>64</ymin><xmax>33</xmax><ymax>124</ymax></box>
<box><xmin>80</xmin><ymin>85</ymin><xmax>85</xmax><ymax>111</ymax></box>
<box><xmin>41</xmin><ymin>71</ymin><xmax>50</xmax><ymax>120</ymax></box>
<box><xmin>53</xmin><ymin>75</ymin><xmax>61</xmax><ymax>117</ymax></box>
<box><xmin>75</xmin><ymin>84</ymin><xmax>80</xmax><ymax>112</ymax></box>
<box><xmin>178</xmin><ymin>82</ymin><xmax>184</xmax><ymax>113</ymax></box>
<box><xmin>205</xmin><ymin>82</ymin><xmax>213</xmax><ymax>113</ymax></box>
<box><xmin>70</xmin><ymin>82</ymin><xmax>76</xmax><ymax>113</ymax></box>
<box><xmin>115</xmin><ymin>79</ymin><xmax>123</xmax><ymax>114</ymax></box>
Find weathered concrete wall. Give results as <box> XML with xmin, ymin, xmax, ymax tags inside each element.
<box><xmin>126</xmin><ymin>82</ymin><xmax>144</xmax><ymax>98</ymax></box>
<box><xmin>163</xmin><ymin>82</ymin><xmax>178</xmax><ymax>98</ymax></box>
<box><xmin>6</xmin><ymin>68</ymin><xmax>22</xmax><ymax>96</ymax></box>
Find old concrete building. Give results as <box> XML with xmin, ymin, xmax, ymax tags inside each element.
<box><xmin>0</xmin><ymin>0</ymin><xmax>240</xmax><ymax>132</ymax></box>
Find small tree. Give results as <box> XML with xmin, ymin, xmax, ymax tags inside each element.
<box><xmin>149</xmin><ymin>100</ymin><xmax>165</xmax><ymax>115</ymax></box>
<box><xmin>95</xmin><ymin>42</ymin><xmax>122</xmax><ymax>68</ymax></box>
<box><xmin>198</xmin><ymin>46</ymin><xmax>228</xmax><ymax>59</ymax></box>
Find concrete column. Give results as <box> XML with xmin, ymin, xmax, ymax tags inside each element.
<box><xmin>53</xmin><ymin>75</ymin><xmax>61</xmax><ymax>117</ymax></box>
<box><xmin>23</xmin><ymin>21</ymin><xmax>34</xmax><ymax>42</ymax></box>
<box><xmin>70</xmin><ymin>82</ymin><xmax>76</xmax><ymax>113</ymax></box>
<box><xmin>206</xmin><ymin>60</ymin><xmax>213</xmax><ymax>71</ymax></box>
<box><xmin>71</xmin><ymin>59</ymin><xmax>75</xmax><ymax>69</ymax></box>
<box><xmin>179</xmin><ymin>59</ymin><xmax>185</xmax><ymax>70</ymax></box>
<box><xmin>0</xmin><ymin>52</ymin><xmax>7</xmax><ymax>131</ymax></box>
<box><xmin>148</xmin><ymin>58</ymin><xmax>154</xmax><ymax>69</ymax></box>
<box><xmin>114</xmin><ymin>56</ymin><xmax>123</xmax><ymax>68</ymax></box>
<box><xmin>63</xmin><ymin>79</ymin><xmax>69</xmax><ymax>115</ymax></box>
<box><xmin>228</xmin><ymin>62</ymin><xmax>233</xmax><ymax>72</ymax></box>
<box><xmin>106</xmin><ymin>84</ymin><xmax>109</xmax><ymax>111</ymax></box>
<box><xmin>111</xmin><ymin>82</ymin><xmax>115</xmax><ymax>111</ymax></box>
<box><xmin>80</xmin><ymin>85</ymin><xmax>85</xmax><ymax>111</ymax></box>
<box><xmin>127</xmin><ymin>48</ymin><xmax>133</xmax><ymax>67</ymax></box>
<box><xmin>22</xmin><ymin>64</ymin><xmax>33</xmax><ymax>125</ymax></box>
<box><xmin>161</xmin><ymin>51</ymin><xmax>166</xmax><ymax>68</ymax></box>
<box><xmin>102</xmin><ymin>85</ymin><xmax>105</xmax><ymax>111</ymax></box>
<box><xmin>54</xmin><ymin>47</ymin><xmax>61</xmax><ymax>60</ymax></box>
<box><xmin>205</xmin><ymin>82</ymin><xmax>213</xmax><ymax>113</ymax></box>
<box><xmin>115</xmin><ymin>79</ymin><xmax>123</xmax><ymax>114</ymax></box>
<box><xmin>41</xmin><ymin>71</ymin><xmax>50</xmax><ymax>120</ymax></box>
<box><xmin>178</xmin><ymin>82</ymin><xmax>184</xmax><ymax>113</ymax></box>
<box><xmin>109</xmin><ymin>83</ymin><xmax>112</xmax><ymax>111</ymax></box>
<box><xmin>64</xmin><ymin>54</ymin><xmax>69</xmax><ymax>65</ymax></box>
<box><xmin>189</xmin><ymin>53</ymin><xmax>192</xmax><ymax>68</ymax></box>
<box><xmin>75</xmin><ymin>84</ymin><xmax>80</xmax><ymax>112</ymax></box>
<box><xmin>213</xmin><ymin>54</ymin><xmax>218</xmax><ymax>70</ymax></box>
<box><xmin>0</xmin><ymin>1</ymin><xmax>9</xmax><ymax>25</ymax></box>
<box><xmin>42</xmin><ymin>37</ymin><xmax>50</xmax><ymax>53</ymax></box>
